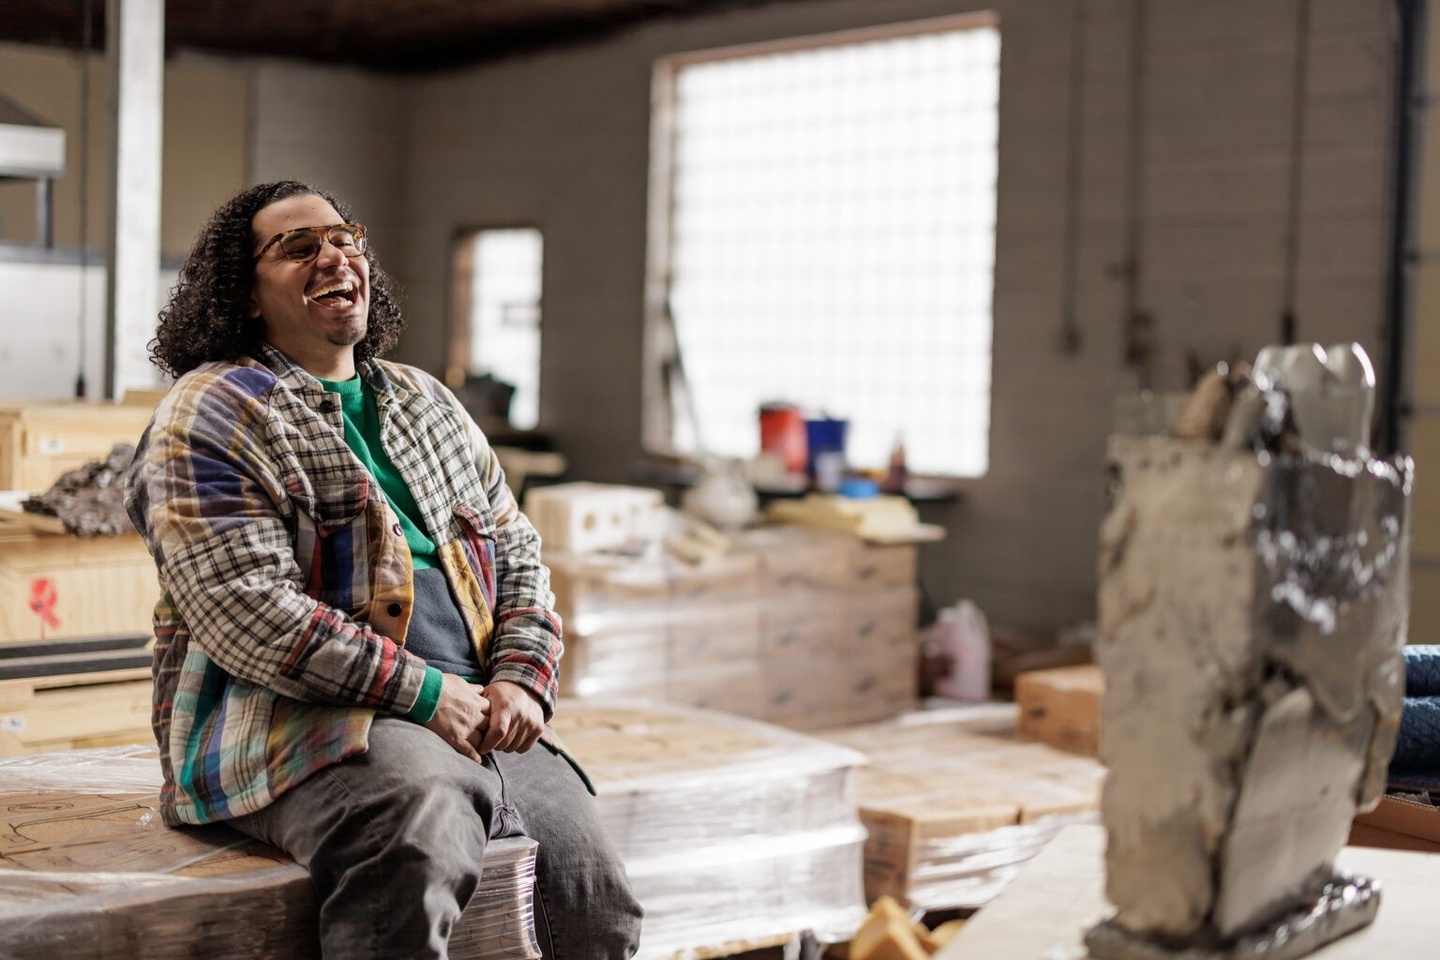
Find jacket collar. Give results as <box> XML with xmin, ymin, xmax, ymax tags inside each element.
<box><xmin>252</xmin><ymin>342</ymin><xmax>406</xmax><ymax>413</ymax></box>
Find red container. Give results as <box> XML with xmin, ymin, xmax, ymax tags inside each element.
<box><xmin>758</xmin><ymin>403</ymin><xmax>807</xmax><ymax>474</ymax></box>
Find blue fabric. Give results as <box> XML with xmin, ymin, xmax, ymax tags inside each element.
<box><xmin>1388</xmin><ymin>647</ymin><xmax>1440</xmax><ymax>790</ymax></box>
<box><xmin>1404</xmin><ymin>644</ymin><xmax>1440</xmax><ymax>697</ymax></box>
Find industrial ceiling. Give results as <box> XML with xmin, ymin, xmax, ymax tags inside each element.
<box><xmin>0</xmin><ymin>0</ymin><xmax>774</xmax><ymax>72</ymax></box>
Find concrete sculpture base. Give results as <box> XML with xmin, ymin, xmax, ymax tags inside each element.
<box><xmin>1086</xmin><ymin>873</ymin><xmax>1380</xmax><ymax>960</ymax></box>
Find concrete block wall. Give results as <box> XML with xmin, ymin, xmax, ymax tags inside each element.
<box><xmin>250</xmin><ymin>60</ymin><xmax>411</xmax><ymax>267</ymax></box>
<box><xmin>246</xmin><ymin>0</ymin><xmax>1397</xmax><ymax>638</ymax></box>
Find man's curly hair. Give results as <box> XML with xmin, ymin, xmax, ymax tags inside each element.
<box><xmin>149</xmin><ymin>180</ymin><xmax>405</xmax><ymax>379</ymax></box>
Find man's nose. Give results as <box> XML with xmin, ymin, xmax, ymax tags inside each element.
<box><xmin>314</xmin><ymin>237</ymin><xmax>347</xmax><ymax>267</ymax></box>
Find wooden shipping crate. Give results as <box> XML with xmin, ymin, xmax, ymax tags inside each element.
<box><xmin>1014</xmin><ymin>664</ymin><xmax>1104</xmax><ymax>756</ymax></box>
<box><xmin>0</xmin><ymin>672</ymin><xmax>153</xmax><ymax>757</ymax></box>
<box><xmin>0</xmin><ymin>523</ymin><xmax>158</xmax><ymax>645</ymax></box>
<box><xmin>0</xmin><ymin>401</ymin><xmax>154</xmax><ymax>493</ymax></box>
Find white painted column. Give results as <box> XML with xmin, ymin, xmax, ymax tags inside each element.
<box><xmin>104</xmin><ymin>0</ymin><xmax>164</xmax><ymax>399</ymax></box>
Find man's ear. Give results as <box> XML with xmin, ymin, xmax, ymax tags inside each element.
<box><xmin>247</xmin><ymin>289</ymin><xmax>261</xmax><ymax>319</ymax></box>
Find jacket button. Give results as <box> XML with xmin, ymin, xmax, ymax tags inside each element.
<box><xmin>392</xmin><ymin>523</ymin><xmax>403</xmax><ymax>536</ymax></box>
<box><xmin>388</xmin><ymin>602</ymin><xmax>403</xmax><ymax>617</ymax></box>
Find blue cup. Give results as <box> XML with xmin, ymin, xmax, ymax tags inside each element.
<box><xmin>805</xmin><ymin>417</ymin><xmax>848</xmax><ymax>491</ymax></box>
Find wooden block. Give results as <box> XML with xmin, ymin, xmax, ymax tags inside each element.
<box><xmin>847</xmin><ymin>587</ymin><xmax>920</xmax><ymax>654</ymax></box>
<box><xmin>1014</xmin><ymin>665</ymin><xmax>1104</xmax><ymax>756</ymax></box>
<box><xmin>547</xmin><ymin>551</ymin><xmax>671</xmax><ymax>626</ymax></box>
<box><xmin>666</xmin><ymin>550</ymin><xmax>760</xmax><ymax>603</ymax></box>
<box><xmin>736</xmin><ymin>525</ymin><xmax>858</xmax><ymax>590</ymax></box>
<box><xmin>669</xmin><ymin>608</ymin><xmax>761</xmax><ymax>666</ymax></box>
<box><xmin>667</xmin><ymin>663</ymin><xmax>768</xmax><ymax>718</ymax></box>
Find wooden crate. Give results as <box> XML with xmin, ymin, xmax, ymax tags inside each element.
<box><xmin>0</xmin><ymin>400</ymin><xmax>155</xmax><ymax>492</ymax></box>
<box><xmin>1014</xmin><ymin>664</ymin><xmax>1104</xmax><ymax>756</ymax></box>
<box><xmin>0</xmin><ymin>671</ymin><xmax>153</xmax><ymax>756</ymax></box>
<box><xmin>0</xmin><ymin>523</ymin><xmax>158</xmax><ymax>645</ymax></box>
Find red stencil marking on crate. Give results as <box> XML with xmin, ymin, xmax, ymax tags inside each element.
<box><xmin>29</xmin><ymin>578</ymin><xmax>60</xmax><ymax>638</ymax></box>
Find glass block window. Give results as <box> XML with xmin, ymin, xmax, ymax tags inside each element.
<box><xmin>646</xmin><ymin>14</ymin><xmax>1000</xmax><ymax>476</ymax></box>
<box><xmin>464</xmin><ymin>227</ymin><xmax>543</xmax><ymax>430</ymax></box>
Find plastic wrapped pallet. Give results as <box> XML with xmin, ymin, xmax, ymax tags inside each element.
<box><xmin>553</xmin><ymin>701</ymin><xmax>869</xmax><ymax>958</ymax></box>
<box><xmin>0</xmin><ymin>746</ymin><xmax>540</xmax><ymax>959</ymax></box>
<box><xmin>818</xmin><ymin>704</ymin><xmax>1104</xmax><ymax>912</ymax></box>
<box><xmin>548</xmin><ymin>524</ymin><xmax>924</xmax><ymax>730</ymax></box>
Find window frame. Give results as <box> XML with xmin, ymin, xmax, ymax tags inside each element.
<box><xmin>641</xmin><ymin>10</ymin><xmax>1002</xmax><ymax>473</ymax></box>
<box><xmin>445</xmin><ymin>223</ymin><xmax>546</xmax><ymax>430</ymax></box>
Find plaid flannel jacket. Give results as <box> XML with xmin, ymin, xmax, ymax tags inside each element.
<box><xmin>125</xmin><ymin>344</ymin><xmax>562</xmax><ymax>826</ymax></box>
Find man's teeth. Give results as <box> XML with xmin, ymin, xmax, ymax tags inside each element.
<box><xmin>312</xmin><ymin>280</ymin><xmax>355</xmax><ymax>300</ymax></box>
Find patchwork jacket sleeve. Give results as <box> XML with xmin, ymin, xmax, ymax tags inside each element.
<box><xmin>126</xmin><ymin>368</ymin><xmax>431</xmax><ymax>716</ymax></box>
<box><xmin>450</xmin><ymin>389</ymin><xmax>564</xmax><ymax>717</ymax></box>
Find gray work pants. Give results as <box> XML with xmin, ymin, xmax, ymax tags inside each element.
<box><xmin>228</xmin><ymin>717</ymin><xmax>643</xmax><ymax>960</ymax></box>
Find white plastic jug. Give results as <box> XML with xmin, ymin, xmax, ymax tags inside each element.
<box><xmin>932</xmin><ymin>600</ymin><xmax>991</xmax><ymax>702</ymax></box>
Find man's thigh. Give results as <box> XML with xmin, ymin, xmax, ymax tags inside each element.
<box><xmin>231</xmin><ymin>717</ymin><xmax>506</xmax><ymax>862</ymax></box>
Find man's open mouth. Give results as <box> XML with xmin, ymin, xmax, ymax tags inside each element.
<box><xmin>310</xmin><ymin>279</ymin><xmax>357</xmax><ymax>306</ymax></box>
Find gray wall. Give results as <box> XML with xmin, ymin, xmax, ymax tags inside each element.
<box><xmin>254</xmin><ymin>0</ymin><xmax>1397</xmax><ymax>637</ymax></box>
<box><xmin>250</xmin><ymin>59</ymin><xmax>411</xmax><ymax>272</ymax></box>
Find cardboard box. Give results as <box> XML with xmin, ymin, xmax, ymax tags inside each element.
<box><xmin>820</xmin><ymin>707</ymin><xmax>1104</xmax><ymax>911</ymax></box>
<box><xmin>1349</xmin><ymin>795</ymin><xmax>1440</xmax><ymax>853</ymax></box>
<box><xmin>759</xmin><ymin>600</ymin><xmax>847</xmax><ymax>661</ymax></box>
<box><xmin>1014</xmin><ymin>664</ymin><xmax>1104</xmax><ymax>756</ymax></box>
<box><xmin>736</xmin><ymin>525</ymin><xmax>857</xmax><ymax>591</ymax></box>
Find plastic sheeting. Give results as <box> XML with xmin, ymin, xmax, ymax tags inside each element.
<box><xmin>819</xmin><ymin>703</ymin><xmax>1105</xmax><ymax>913</ymax></box>
<box><xmin>547</xmin><ymin>524</ymin><xmax>922</xmax><ymax>731</ymax></box>
<box><xmin>552</xmin><ymin>701</ymin><xmax>870</xmax><ymax>958</ymax></box>
<box><xmin>0</xmin><ymin>746</ymin><xmax>540</xmax><ymax>960</ymax></box>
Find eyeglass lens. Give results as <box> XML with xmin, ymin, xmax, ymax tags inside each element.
<box><xmin>280</xmin><ymin>225</ymin><xmax>366</xmax><ymax>261</ymax></box>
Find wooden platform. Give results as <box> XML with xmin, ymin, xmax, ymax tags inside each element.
<box><xmin>0</xmin><ymin>746</ymin><xmax>540</xmax><ymax>959</ymax></box>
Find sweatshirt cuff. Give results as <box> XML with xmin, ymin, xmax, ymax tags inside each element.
<box><xmin>405</xmin><ymin>666</ymin><xmax>444</xmax><ymax>724</ymax></box>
